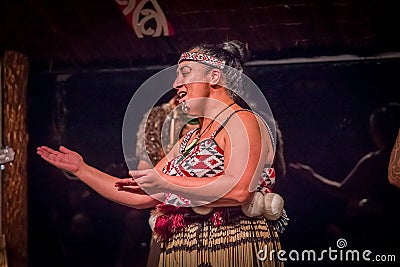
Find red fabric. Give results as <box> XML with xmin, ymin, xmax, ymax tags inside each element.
<box><xmin>153</xmin><ymin>205</ymin><xmax>187</xmax><ymax>241</ymax></box>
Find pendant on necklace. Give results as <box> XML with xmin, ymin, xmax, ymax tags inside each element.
<box><xmin>184</xmin><ymin>136</ymin><xmax>199</xmax><ymax>154</ymax></box>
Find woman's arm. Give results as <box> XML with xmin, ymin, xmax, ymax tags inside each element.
<box><xmin>290</xmin><ymin>152</ymin><xmax>376</xmax><ymax>200</ymax></box>
<box><xmin>37</xmin><ymin>146</ymin><xmax>160</xmax><ymax>209</ymax></box>
<box><xmin>128</xmin><ymin>111</ymin><xmax>273</xmax><ymax>207</ymax></box>
<box><xmin>289</xmin><ymin>162</ymin><xmax>341</xmax><ymax>188</ymax></box>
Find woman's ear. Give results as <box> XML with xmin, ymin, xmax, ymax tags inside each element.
<box><xmin>209</xmin><ymin>69</ymin><xmax>222</xmax><ymax>86</ymax></box>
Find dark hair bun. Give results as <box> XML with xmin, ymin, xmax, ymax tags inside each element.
<box><xmin>222</xmin><ymin>40</ymin><xmax>250</xmax><ymax>65</ymax></box>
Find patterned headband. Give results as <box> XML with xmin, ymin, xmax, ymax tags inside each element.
<box><xmin>178</xmin><ymin>52</ymin><xmax>226</xmax><ymax>70</ymax></box>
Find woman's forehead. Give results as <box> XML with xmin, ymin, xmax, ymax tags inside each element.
<box><xmin>177</xmin><ymin>61</ymin><xmax>206</xmax><ymax>72</ymax></box>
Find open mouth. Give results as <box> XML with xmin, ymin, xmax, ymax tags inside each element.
<box><xmin>178</xmin><ymin>91</ymin><xmax>187</xmax><ymax>99</ymax></box>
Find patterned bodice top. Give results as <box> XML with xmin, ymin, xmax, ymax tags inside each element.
<box><xmin>162</xmin><ymin>110</ymin><xmax>276</xmax><ymax>207</ymax></box>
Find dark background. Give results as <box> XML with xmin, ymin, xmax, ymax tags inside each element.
<box><xmin>27</xmin><ymin>58</ymin><xmax>399</xmax><ymax>267</ymax></box>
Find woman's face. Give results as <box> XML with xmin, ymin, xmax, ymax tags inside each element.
<box><xmin>173</xmin><ymin>61</ymin><xmax>211</xmax><ymax>114</ymax></box>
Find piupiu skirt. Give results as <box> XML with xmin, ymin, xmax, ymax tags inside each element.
<box><xmin>156</xmin><ymin>211</ymin><xmax>284</xmax><ymax>267</ymax></box>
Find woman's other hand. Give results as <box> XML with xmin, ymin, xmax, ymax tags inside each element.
<box><xmin>37</xmin><ymin>145</ymin><xmax>84</xmax><ymax>175</ymax></box>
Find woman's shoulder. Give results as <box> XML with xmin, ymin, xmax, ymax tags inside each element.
<box><xmin>225</xmin><ymin>108</ymin><xmax>257</xmax><ymax>122</ymax></box>
<box><xmin>234</xmin><ymin>109</ymin><xmax>269</xmax><ymax>130</ymax></box>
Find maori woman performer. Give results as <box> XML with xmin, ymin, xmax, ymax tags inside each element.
<box><xmin>37</xmin><ymin>40</ymin><xmax>287</xmax><ymax>267</ymax></box>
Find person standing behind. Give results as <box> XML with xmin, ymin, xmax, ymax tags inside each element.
<box><xmin>135</xmin><ymin>94</ymin><xmax>199</xmax><ymax>267</ymax></box>
<box><xmin>290</xmin><ymin>102</ymin><xmax>400</xmax><ymax>248</ymax></box>
<box><xmin>388</xmin><ymin>128</ymin><xmax>400</xmax><ymax>188</ymax></box>
<box><xmin>135</xmin><ymin>94</ymin><xmax>199</xmax><ymax>170</ymax></box>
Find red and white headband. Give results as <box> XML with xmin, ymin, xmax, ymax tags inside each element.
<box><xmin>178</xmin><ymin>52</ymin><xmax>226</xmax><ymax>70</ymax></box>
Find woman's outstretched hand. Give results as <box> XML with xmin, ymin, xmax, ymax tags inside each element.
<box><xmin>37</xmin><ymin>145</ymin><xmax>84</xmax><ymax>175</ymax></box>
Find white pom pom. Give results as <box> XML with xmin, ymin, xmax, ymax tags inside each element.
<box><xmin>192</xmin><ymin>206</ymin><xmax>213</xmax><ymax>215</ymax></box>
<box><xmin>241</xmin><ymin>191</ymin><xmax>265</xmax><ymax>217</ymax></box>
<box><xmin>262</xmin><ymin>193</ymin><xmax>284</xmax><ymax>220</ymax></box>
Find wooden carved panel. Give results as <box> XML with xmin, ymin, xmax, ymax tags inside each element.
<box><xmin>1</xmin><ymin>50</ymin><xmax>29</xmax><ymax>267</ymax></box>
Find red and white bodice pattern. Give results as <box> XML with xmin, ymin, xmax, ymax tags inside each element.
<box><xmin>162</xmin><ymin>111</ymin><xmax>276</xmax><ymax>207</ymax></box>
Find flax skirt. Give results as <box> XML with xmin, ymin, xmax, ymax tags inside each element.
<box><xmin>157</xmin><ymin>215</ymin><xmax>283</xmax><ymax>267</ymax></box>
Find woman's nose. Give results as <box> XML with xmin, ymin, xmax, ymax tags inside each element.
<box><xmin>173</xmin><ymin>76</ymin><xmax>183</xmax><ymax>89</ymax></box>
